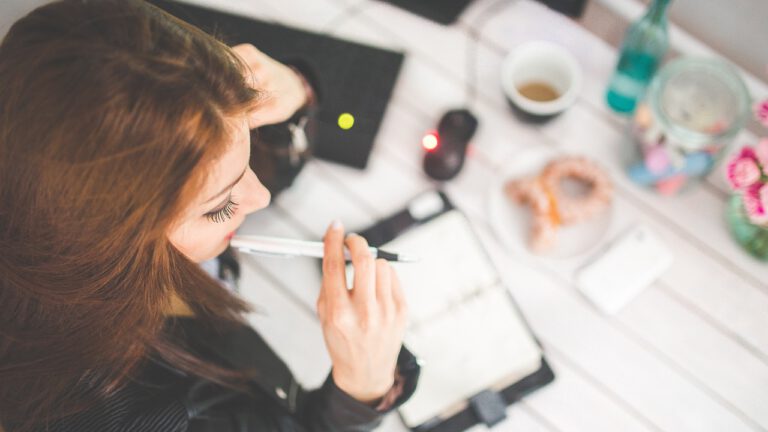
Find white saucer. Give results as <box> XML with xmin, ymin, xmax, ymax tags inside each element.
<box><xmin>487</xmin><ymin>146</ymin><xmax>613</xmax><ymax>260</ymax></box>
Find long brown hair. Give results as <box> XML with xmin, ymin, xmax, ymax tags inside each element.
<box><xmin>0</xmin><ymin>1</ymin><xmax>261</xmax><ymax>429</ymax></box>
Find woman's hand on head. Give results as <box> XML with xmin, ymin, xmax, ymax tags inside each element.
<box><xmin>231</xmin><ymin>44</ymin><xmax>308</xmax><ymax>128</ymax></box>
<box><xmin>317</xmin><ymin>221</ymin><xmax>409</xmax><ymax>404</ymax></box>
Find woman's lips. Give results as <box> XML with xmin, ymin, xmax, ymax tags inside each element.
<box><xmin>225</xmin><ymin>231</ymin><xmax>235</xmax><ymax>241</ymax></box>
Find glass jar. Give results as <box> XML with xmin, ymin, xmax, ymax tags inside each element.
<box><xmin>626</xmin><ymin>57</ymin><xmax>751</xmax><ymax>195</ymax></box>
<box><xmin>726</xmin><ymin>194</ymin><xmax>768</xmax><ymax>261</ymax></box>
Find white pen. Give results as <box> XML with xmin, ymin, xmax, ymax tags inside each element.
<box><xmin>231</xmin><ymin>235</ymin><xmax>420</xmax><ymax>263</ymax></box>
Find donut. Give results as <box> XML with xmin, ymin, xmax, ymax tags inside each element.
<box><xmin>505</xmin><ymin>178</ymin><xmax>558</xmax><ymax>252</ymax></box>
<box><xmin>539</xmin><ymin>157</ymin><xmax>613</xmax><ymax>225</ymax></box>
<box><xmin>504</xmin><ymin>156</ymin><xmax>613</xmax><ymax>253</ymax></box>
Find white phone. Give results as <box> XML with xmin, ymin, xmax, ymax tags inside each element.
<box><xmin>576</xmin><ymin>225</ymin><xmax>673</xmax><ymax>314</ymax></box>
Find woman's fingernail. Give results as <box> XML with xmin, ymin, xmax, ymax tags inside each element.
<box><xmin>330</xmin><ymin>219</ymin><xmax>343</xmax><ymax>230</ymax></box>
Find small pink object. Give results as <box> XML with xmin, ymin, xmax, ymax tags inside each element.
<box><xmin>743</xmin><ymin>183</ymin><xmax>768</xmax><ymax>225</ymax></box>
<box><xmin>727</xmin><ymin>157</ymin><xmax>762</xmax><ymax>189</ymax></box>
<box><xmin>755</xmin><ymin>99</ymin><xmax>768</xmax><ymax>128</ymax></box>
<box><xmin>644</xmin><ymin>146</ymin><xmax>671</xmax><ymax>174</ymax></box>
<box><xmin>656</xmin><ymin>174</ymin><xmax>686</xmax><ymax>196</ymax></box>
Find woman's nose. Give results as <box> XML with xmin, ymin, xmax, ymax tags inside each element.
<box><xmin>240</xmin><ymin>169</ymin><xmax>271</xmax><ymax>215</ymax></box>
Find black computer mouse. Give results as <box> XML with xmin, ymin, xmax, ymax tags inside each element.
<box><xmin>423</xmin><ymin>109</ymin><xmax>478</xmax><ymax>181</ymax></box>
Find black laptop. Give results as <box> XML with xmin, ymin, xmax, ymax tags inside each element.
<box><xmin>150</xmin><ymin>0</ymin><xmax>404</xmax><ymax>169</ymax></box>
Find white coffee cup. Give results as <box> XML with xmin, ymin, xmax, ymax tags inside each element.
<box><xmin>501</xmin><ymin>41</ymin><xmax>582</xmax><ymax>120</ymax></box>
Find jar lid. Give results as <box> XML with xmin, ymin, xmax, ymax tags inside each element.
<box><xmin>649</xmin><ymin>57</ymin><xmax>751</xmax><ymax>151</ymax></box>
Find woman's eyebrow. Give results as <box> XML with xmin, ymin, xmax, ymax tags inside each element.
<box><xmin>204</xmin><ymin>166</ymin><xmax>247</xmax><ymax>204</ymax></box>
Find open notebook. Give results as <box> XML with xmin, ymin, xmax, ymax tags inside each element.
<box><xmin>355</xmin><ymin>191</ymin><xmax>553</xmax><ymax>431</ymax></box>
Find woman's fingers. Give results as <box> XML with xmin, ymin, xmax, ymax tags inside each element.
<box><xmin>375</xmin><ymin>259</ymin><xmax>393</xmax><ymax>315</ymax></box>
<box><xmin>232</xmin><ymin>43</ymin><xmax>267</xmax><ymax>64</ymax></box>
<box><xmin>391</xmin><ymin>269</ymin><xmax>408</xmax><ymax>326</ymax></box>
<box><xmin>315</xmin><ymin>296</ymin><xmax>326</xmax><ymax>322</ymax></box>
<box><xmin>230</xmin><ymin>42</ymin><xmax>305</xmax><ymax>128</ymax></box>
<box><xmin>316</xmin><ymin>226</ymin><xmax>409</xmax><ymax>403</ymax></box>
<box><xmin>321</xmin><ymin>221</ymin><xmax>348</xmax><ymax>305</ymax></box>
<box><xmin>345</xmin><ymin>234</ymin><xmax>376</xmax><ymax>310</ymax></box>
<box><xmin>231</xmin><ymin>43</ymin><xmax>265</xmax><ymax>78</ymax></box>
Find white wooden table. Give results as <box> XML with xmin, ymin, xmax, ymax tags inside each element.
<box><xmin>187</xmin><ymin>0</ymin><xmax>768</xmax><ymax>430</ymax></box>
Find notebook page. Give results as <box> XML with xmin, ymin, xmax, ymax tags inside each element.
<box><xmin>386</xmin><ymin>211</ymin><xmax>498</xmax><ymax>327</ymax></box>
<box><xmin>384</xmin><ymin>211</ymin><xmax>542</xmax><ymax>428</ymax></box>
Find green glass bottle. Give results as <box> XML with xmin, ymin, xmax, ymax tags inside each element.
<box><xmin>606</xmin><ymin>0</ymin><xmax>671</xmax><ymax>114</ymax></box>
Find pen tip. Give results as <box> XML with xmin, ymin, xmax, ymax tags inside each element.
<box><xmin>396</xmin><ymin>254</ymin><xmax>421</xmax><ymax>263</ymax></box>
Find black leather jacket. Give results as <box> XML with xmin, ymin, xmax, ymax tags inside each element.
<box><xmin>48</xmin><ymin>318</ymin><xmax>420</xmax><ymax>432</ymax></box>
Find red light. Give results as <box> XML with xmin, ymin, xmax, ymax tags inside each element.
<box><xmin>422</xmin><ymin>132</ymin><xmax>439</xmax><ymax>151</ymax></box>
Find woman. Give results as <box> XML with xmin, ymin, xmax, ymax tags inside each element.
<box><xmin>0</xmin><ymin>1</ymin><xmax>419</xmax><ymax>431</ymax></box>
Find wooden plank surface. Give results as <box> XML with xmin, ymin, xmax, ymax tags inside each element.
<box><xmin>186</xmin><ymin>0</ymin><xmax>768</xmax><ymax>430</ymax></box>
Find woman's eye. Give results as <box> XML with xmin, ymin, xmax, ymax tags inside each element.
<box><xmin>205</xmin><ymin>197</ymin><xmax>239</xmax><ymax>223</ymax></box>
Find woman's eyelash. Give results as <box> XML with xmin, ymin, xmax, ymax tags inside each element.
<box><xmin>205</xmin><ymin>197</ymin><xmax>239</xmax><ymax>223</ymax></box>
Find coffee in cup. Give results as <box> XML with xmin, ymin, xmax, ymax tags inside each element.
<box><xmin>501</xmin><ymin>41</ymin><xmax>582</xmax><ymax>121</ymax></box>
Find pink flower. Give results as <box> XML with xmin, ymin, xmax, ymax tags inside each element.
<box><xmin>743</xmin><ymin>183</ymin><xmax>768</xmax><ymax>225</ymax></box>
<box><xmin>756</xmin><ymin>99</ymin><xmax>768</xmax><ymax>128</ymax></box>
<box><xmin>727</xmin><ymin>147</ymin><xmax>762</xmax><ymax>189</ymax></box>
<box><xmin>755</xmin><ymin>138</ymin><xmax>768</xmax><ymax>170</ymax></box>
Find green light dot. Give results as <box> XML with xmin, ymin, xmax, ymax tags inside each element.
<box><xmin>338</xmin><ymin>113</ymin><xmax>355</xmax><ymax>130</ymax></box>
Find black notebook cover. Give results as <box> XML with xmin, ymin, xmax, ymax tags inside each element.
<box><xmin>150</xmin><ymin>0</ymin><xmax>404</xmax><ymax>169</ymax></box>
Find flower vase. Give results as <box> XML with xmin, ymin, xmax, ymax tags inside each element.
<box><xmin>726</xmin><ymin>194</ymin><xmax>768</xmax><ymax>261</ymax></box>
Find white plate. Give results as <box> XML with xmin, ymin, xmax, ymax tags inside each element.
<box><xmin>487</xmin><ymin>146</ymin><xmax>613</xmax><ymax>260</ymax></box>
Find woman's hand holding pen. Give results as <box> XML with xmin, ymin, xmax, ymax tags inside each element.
<box><xmin>317</xmin><ymin>220</ymin><xmax>409</xmax><ymax>404</ymax></box>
